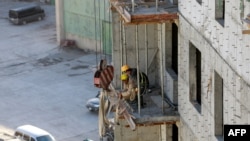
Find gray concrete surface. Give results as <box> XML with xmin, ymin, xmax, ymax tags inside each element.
<box><xmin>0</xmin><ymin>1</ymin><xmax>103</xmax><ymax>141</ymax></box>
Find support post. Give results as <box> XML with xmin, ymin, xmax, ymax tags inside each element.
<box><xmin>55</xmin><ymin>0</ymin><xmax>65</xmax><ymax>45</ymax></box>
<box><xmin>136</xmin><ymin>25</ymin><xmax>141</xmax><ymax>115</ymax></box>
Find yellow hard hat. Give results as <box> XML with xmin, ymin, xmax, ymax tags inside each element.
<box><xmin>121</xmin><ymin>65</ymin><xmax>130</xmax><ymax>72</ymax></box>
<box><xmin>120</xmin><ymin>74</ymin><xmax>128</xmax><ymax>81</ymax></box>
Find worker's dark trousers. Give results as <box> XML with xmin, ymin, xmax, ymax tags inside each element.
<box><xmin>140</xmin><ymin>95</ymin><xmax>145</xmax><ymax>108</ymax></box>
<box><xmin>140</xmin><ymin>86</ymin><xmax>147</xmax><ymax>107</ymax></box>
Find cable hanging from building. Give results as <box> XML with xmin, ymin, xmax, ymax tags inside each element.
<box><xmin>94</xmin><ymin>0</ymin><xmax>98</xmax><ymax>66</ymax></box>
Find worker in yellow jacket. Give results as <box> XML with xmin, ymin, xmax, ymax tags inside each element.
<box><xmin>120</xmin><ymin>74</ymin><xmax>138</xmax><ymax>103</ymax></box>
<box><xmin>121</xmin><ymin>65</ymin><xmax>149</xmax><ymax>108</ymax></box>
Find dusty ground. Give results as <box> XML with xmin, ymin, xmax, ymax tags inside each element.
<box><xmin>0</xmin><ymin>1</ymin><xmax>102</xmax><ymax>141</ymax></box>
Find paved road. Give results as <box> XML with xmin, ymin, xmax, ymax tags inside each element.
<box><xmin>0</xmin><ymin>1</ymin><xmax>102</xmax><ymax>141</ymax></box>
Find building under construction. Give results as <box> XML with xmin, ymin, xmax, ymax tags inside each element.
<box><xmin>55</xmin><ymin>0</ymin><xmax>250</xmax><ymax>140</ymax></box>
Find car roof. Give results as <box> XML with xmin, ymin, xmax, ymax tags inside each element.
<box><xmin>10</xmin><ymin>5</ymin><xmax>41</xmax><ymax>12</ymax></box>
<box><xmin>8</xmin><ymin>139</ymin><xmax>23</xmax><ymax>141</ymax></box>
<box><xmin>15</xmin><ymin>125</ymin><xmax>51</xmax><ymax>137</ymax></box>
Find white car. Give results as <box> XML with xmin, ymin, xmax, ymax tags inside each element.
<box><xmin>14</xmin><ymin>125</ymin><xmax>56</xmax><ymax>141</ymax></box>
<box><xmin>86</xmin><ymin>92</ymin><xmax>100</xmax><ymax>112</ymax></box>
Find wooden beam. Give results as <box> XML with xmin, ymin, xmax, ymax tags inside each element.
<box><xmin>111</xmin><ymin>1</ymin><xmax>167</xmax><ymax>7</ymax></box>
<box><xmin>112</xmin><ymin>5</ymin><xmax>131</xmax><ymax>23</ymax></box>
<box><xmin>126</xmin><ymin>13</ymin><xmax>178</xmax><ymax>24</ymax></box>
<box><xmin>111</xmin><ymin>1</ymin><xmax>131</xmax><ymax>6</ymax></box>
<box><xmin>242</xmin><ymin>30</ymin><xmax>250</xmax><ymax>34</ymax></box>
<box><xmin>134</xmin><ymin>115</ymin><xmax>180</xmax><ymax>124</ymax></box>
<box><xmin>132</xmin><ymin>13</ymin><xmax>178</xmax><ymax>21</ymax></box>
<box><xmin>123</xmin><ymin>121</ymin><xmax>177</xmax><ymax>128</ymax></box>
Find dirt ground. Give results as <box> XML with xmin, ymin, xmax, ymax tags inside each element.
<box><xmin>0</xmin><ymin>1</ymin><xmax>100</xmax><ymax>141</ymax></box>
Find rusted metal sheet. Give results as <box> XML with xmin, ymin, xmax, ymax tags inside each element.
<box><xmin>94</xmin><ymin>60</ymin><xmax>114</xmax><ymax>90</ymax></box>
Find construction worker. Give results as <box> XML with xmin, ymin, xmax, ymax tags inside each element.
<box><xmin>121</xmin><ymin>65</ymin><xmax>149</xmax><ymax>107</ymax></box>
<box><xmin>120</xmin><ymin>73</ymin><xmax>137</xmax><ymax>102</ymax></box>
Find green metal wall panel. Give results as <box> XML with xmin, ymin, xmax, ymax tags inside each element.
<box><xmin>102</xmin><ymin>21</ymin><xmax>112</xmax><ymax>55</ymax></box>
<box><xmin>63</xmin><ymin>0</ymin><xmax>112</xmax><ymax>53</ymax></box>
<box><xmin>64</xmin><ymin>12</ymin><xmax>98</xmax><ymax>39</ymax></box>
<box><xmin>51</xmin><ymin>0</ymin><xmax>55</xmax><ymax>5</ymax></box>
<box><xmin>64</xmin><ymin>0</ymin><xmax>99</xmax><ymax>39</ymax></box>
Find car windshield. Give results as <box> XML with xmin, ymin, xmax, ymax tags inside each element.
<box><xmin>92</xmin><ymin>99</ymin><xmax>99</xmax><ymax>105</ymax></box>
<box><xmin>36</xmin><ymin>135</ymin><xmax>54</xmax><ymax>141</ymax></box>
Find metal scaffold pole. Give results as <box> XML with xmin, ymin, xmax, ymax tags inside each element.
<box><xmin>145</xmin><ymin>24</ymin><xmax>148</xmax><ymax>75</ymax></box>
<box><xmin>120</xmin><ymin>18</ymin><xmax>123</xmax><ymax>87</ymax></box>
<box><xmin>136</xmin><ymin>25</ymin><xmax>141</xmax><ymax>115</ymax></box>
<box><xmin>159</xmin><ymin>24</ymin><xmax>164</xmax><ymax>114</ymax></box>
<box><xmin>123</xmin><ymin>21</ymin><xmax>127</xmax><ymax>64</ymax></box>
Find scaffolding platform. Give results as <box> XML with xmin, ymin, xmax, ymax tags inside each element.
<box><xmin>127</xmin><ymin>88</ymin><xmax>179</xmax><ymax>125</ymax></box>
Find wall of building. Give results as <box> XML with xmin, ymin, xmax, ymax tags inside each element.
<box><xmin>111</xmin><ymin>11</ymin><xmax>160</xmax><ymax>88</ymax></box>
<box><xmin>178</xmin><ymin>0</ymin><xmax>250</xmax><ymax>140</ymax></box>
<box><xmin>161</xmin><ymin>23</ymin><xmax>179</xmax><ymax>105</ymax></box>
<box><xmin>114</xmin><ymin>118</ymin><xmax>175</xmax><ymax>141</ymax></box>
<box><xmin>111</xmin><ymin>12</ymin><xmax>178</xmax><ymax>100</ymax></box>
<box><xmin>56</xmin><ymin>0</ymin><xmax>112</xmax><ymax>53</ymax></box>
<box><xmin>110</xmin><ymin>11</ymin><xmax>178</xmax><ymax>139</ymax></box>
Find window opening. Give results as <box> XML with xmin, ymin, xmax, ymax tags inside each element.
<box><xmin>215</xmin><ymin>0</ymin><xmax>225</xmax><ymax>26</ymax></box>
<box><xmin>189</xmin><ymin>42</ymin><xmax>202</xmax><ymax>113</ymax></box>
<box><xmin>172</xmin><ymin>23</ymin><xmax>178</xmax><ymax>74</ymax></box>
<box><xmin>196</xmin><ymin>0</ymin><xmax>202</xmax><ymax>5</ymax></box>
<box><xmin>214</xmin><ymin>71</ymin><xmax>224</xmax><ymax>137</ymax></box>
<box><xmin>172</xmin><ymin>124</ymin><xmax>178</xmax><ymax>141</ymax></box>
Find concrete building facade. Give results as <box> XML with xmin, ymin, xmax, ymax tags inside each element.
<box><xmin>178</xmin><ymin>0</ymin><xmax>250</xmax><ymax>140</ymax></box>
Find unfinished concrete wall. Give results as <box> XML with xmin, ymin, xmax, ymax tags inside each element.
<box><xmin>111</xmin><ymin>17</ymin><xmax>178</xmax><ymax>106</ymax></box>
<box><xmin>114</xmin><ymin>119</ymin><xmax>160</xmax><ymax>141</ymax></box>
<box><xmin>112</xmin><ymin>11</ymin><xmax>159</xmax><ymax>88</ymax></box>
<box><xmin>161</xmin><ymin>23</ymin><xmax>178</xmax><ymax>105</ymax></box>
<box><xmin>165</xmin><ymin>68</ymin><xmax>178</xmax><ymax>105</ymax></box>
<box><xmin>114</xmin><ymin>118</ymin><xmax>175</xmax><ymax>141</ymax></box>
<box><xmin>178</xmin><ymin>0</ymin><xmax>250</xmax><ymax>140</ymax></box>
